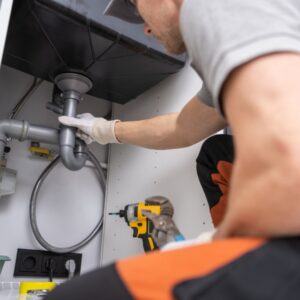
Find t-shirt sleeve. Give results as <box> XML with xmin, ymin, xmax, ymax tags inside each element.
<box><xmin>197</xmin><ymin>85</ymin><xmax>214</xmax><ymax>108</ymax></box>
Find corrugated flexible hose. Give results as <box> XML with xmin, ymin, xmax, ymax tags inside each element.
<box><xmin>29</xmin><ymin>150</ymin><xmax>105</xmax><ymax>253</ymax></box>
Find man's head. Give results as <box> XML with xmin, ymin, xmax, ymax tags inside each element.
<box><xmin>104</xmin><ymin>0</ymin><xmax>186</xmax><ymax>55</ymax></box>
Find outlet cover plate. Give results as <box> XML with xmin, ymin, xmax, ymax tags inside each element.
<box><xmin>14</xmin><ymin>249</ymin><xmax>82</xmax><ymax>278</ymax></box>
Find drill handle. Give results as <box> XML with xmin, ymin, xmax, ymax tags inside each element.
<box><xmin>141</xmin><ymin>235</ymin><xmax>158</xmax><ymax>252</ymax></box>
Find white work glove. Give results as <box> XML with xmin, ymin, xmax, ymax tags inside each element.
<box><xmin>162</xmin><ymin>229</ymin><xmax>216</xmax><ymax>252</ymax></box>
<box><xmin>58</xmin><ymin>113</ymin><xmax>121</xmax><ymax>145</ymax></box>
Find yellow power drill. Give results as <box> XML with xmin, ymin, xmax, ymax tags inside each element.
<box><xmin>109</xmin><ymin>202</ymin><xmax>161</xmax><ymax>252</ymax></box>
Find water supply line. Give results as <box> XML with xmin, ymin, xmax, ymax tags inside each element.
<box><xmin>30</xmin><ymin>150</ymin><xmax>106</xmax><ymax>254</ymax></box>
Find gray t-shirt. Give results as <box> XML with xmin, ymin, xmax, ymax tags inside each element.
<box><xmin>180</xmin><ymin>0</ymin><xmax>300</xmax><ymax>114</ymax></box>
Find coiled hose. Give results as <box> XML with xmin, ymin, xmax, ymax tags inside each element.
<box><xmin>30</xmin><ymin>150</ymin><xmax>106</xmax><ymax>254</ymax></box>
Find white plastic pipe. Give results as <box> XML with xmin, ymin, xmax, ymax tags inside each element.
<box><xmin>0</xmin><ymin>0</ymin><xmax>14</xmax><ymax>67</ymax></box>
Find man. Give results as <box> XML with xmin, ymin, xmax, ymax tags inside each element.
<box><xmin>48</xmin><ymin>0</ymin><xmax>300</xmax><ymax>299</ymax></box>
<box><xmin>60</xmin><ymin>0</ymin><xmax>300</xmax><ymax>239</ymax></box>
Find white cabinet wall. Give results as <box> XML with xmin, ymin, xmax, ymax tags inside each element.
<box><xmin>0</xmin><ymin>0</ymin><xmax>13</xmax><ymax>66</ymax></box>
<box><xmin>101</xmin><ymin>64</ymin><xmax>213</xmax><ymax>265</ymax></box>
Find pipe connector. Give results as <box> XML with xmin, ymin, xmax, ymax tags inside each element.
<box><xmin>0</xmin><ymin>119</ymin><xmax>59</xmax><ymax>159</ymax></box>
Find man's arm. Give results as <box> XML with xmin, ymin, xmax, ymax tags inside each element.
<box><xmin>215</xmin><ymin>53</ymin><xmax>300</xmax><ymax>239</ymax></box>
<box><xmin>115</xmin><ymin>96</ymin><xmax>226</xmax><ymax>149</ymax></box>
<box><xmin>59</xmin><ymin>96</ymin><xmax>226</xmax><ymax>149</ymax></box>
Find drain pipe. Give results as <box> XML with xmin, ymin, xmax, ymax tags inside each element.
<box><xmin>55</xmin><ymin>73</ymin><xmax>93</xmax><ymax>171</ymax></box>
<box><xmin>0</xmin><ymin>73</ymin><xmax>93</xmax><ymax>171</ymax></box>
<box><xmin>59</xmin><ymin>91</ymin><xmax>88</xmax><ymax>171</ymax></box>
<box><xmin>0</xmin><ymin>120</ymin><xmax>59</xmax><ymax>159</ymax></box>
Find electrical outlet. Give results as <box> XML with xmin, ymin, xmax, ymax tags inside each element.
<box><xmin>14</xmin><ymin>249</ymin><xmax>82</xmax><ymax>278</ymax></box>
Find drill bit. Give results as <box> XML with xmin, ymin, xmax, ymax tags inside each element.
<box><xmin>109</xmin><ymin>210</ymin><xmax>126</xmax><ymax>218</ymax></box>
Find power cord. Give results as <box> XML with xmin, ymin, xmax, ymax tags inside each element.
<box><xmin>46</xmin><ymin>258</ymin><xmax>56</xmax><ymax>282</ymax></box>
<box><xmin>9</xmin><ymin>77</ymin><xmax>43</xmax><ymax>120</ymax></box>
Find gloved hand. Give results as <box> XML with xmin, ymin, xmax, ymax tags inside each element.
<box><xmin>58</xmin><ymin>113</ymin><xmax>121</xmax><ymax>145</ymax></box>
<box><xmin>145</xmin><ymin>196</ymin><xmax>174</xmax><ymax>217</ymax></box>
<box><xmin>142</xmin><ymin>210</ymin><xmax>184</xmax><ymax>248</ymax></box>
<box><xmin>162</xmin><ymin>229</ymin><xmax>216</xmax><ymax>252</ymax></box>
